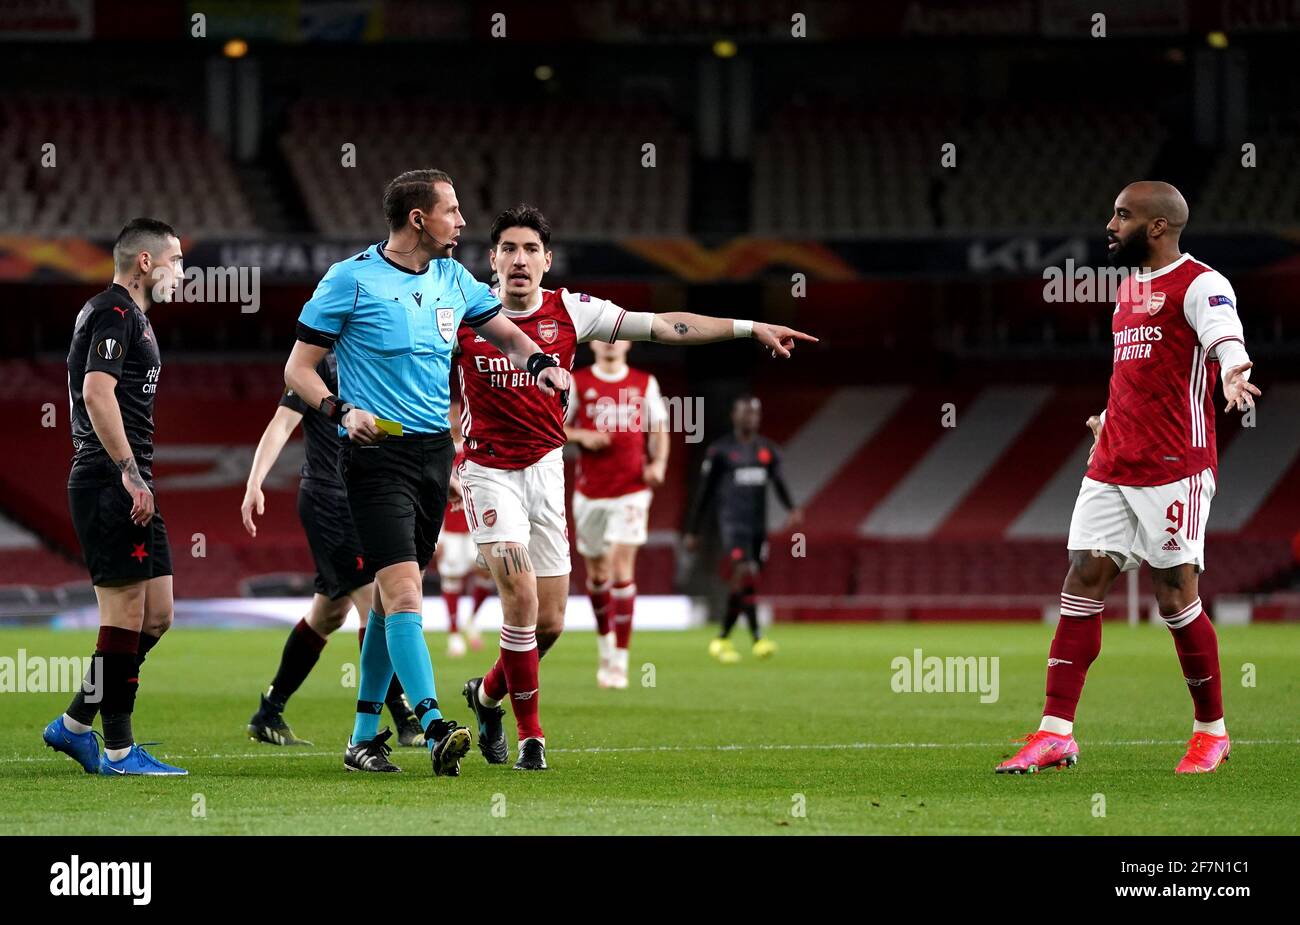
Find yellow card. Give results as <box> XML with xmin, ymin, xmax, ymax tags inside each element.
<box><xmin>374</xmin><ymin>417</ymin><xmax>403</xmax><ymax>436</ymax></box>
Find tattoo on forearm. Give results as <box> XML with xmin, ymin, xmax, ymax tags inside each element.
<box><xmin>117</xmin><ymin>456</ymin><xmax>147</xmax><ymax>490</ymax></box>
<box><xmin>499</xmin><ymin>545</ymin><xmax>534</xmax><ymax>576</ymax></box>
<box><xmin>673</xmin><ymin>322</ymin><xmax>688</xmax><ymax>336</ymax></box>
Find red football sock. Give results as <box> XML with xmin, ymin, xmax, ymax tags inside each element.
<box><xmin>1043</xmin><ymin>593</ymin><xmax>1104</xmax><ymax>723</ymax></box>
<box><xmin>1163</xmin><ymin>598</ymin><xmax>1224</xmax><ymax>723</ymax></box>
<box><xmin>500</xmin><ymin>624</ymin><xmax>543</xmax><ymax>741</ymax></box>
<box><xmin>483</xmin><ymin>657</ymin><xmax>508</xmax><ymax>702</ymax></box>
<box><xmin>470</xmin><ymin>577</ymin><xmax>491</xmax><ymax>615</ymax></box>
<box><xmin>442</xmin><ymin>591</ymin><xmax>460</xmax><ymax>633</ymax></box>
<box><xmin>611</xmin><ymin>580</ymin><xmax>635</xmax><ymax>649</ymax></box>
<box><xmin>587</xmin><ymin>579</ymin><xmax>612</xmax><ymax>636</ymax></box>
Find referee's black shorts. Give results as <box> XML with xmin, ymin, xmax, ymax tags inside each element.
<box><xmin>338</xmin><ymin>431</ymin><xmax>453</xmax><ymax>573</ymax></box>
<box><xmin>297</xmin><ymin>479</ymin><xmax>375</xmax><ymax>600</ymax></box>
<box><xmin>68</xmin><ymin>470</ymin><xmax>173</xmax><ymax>587</ymax></box>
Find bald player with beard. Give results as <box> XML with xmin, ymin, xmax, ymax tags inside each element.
<box><xmin>997</xmin><ymin>181</ymin><xmax>1261</xmax><ymax>776</ymax></box>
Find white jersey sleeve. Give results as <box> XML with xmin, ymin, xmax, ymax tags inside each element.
<box><xmin>1184</xmin><ymin>270</ymin><xmax>1249</xmax><ymax>384</ymax></box>
<box><xmin>561</xmin><ymin>289</ymin><xmax>654</xmax><ymax>343</ymax></box>
<box><xmin>645</xmin><ymin>375</ymin><xmax>669</xmax><ymax>430</ymax></box>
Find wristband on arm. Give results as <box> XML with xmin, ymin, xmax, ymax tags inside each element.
<box><xmin>526</xmin><ymin>352</ymin><xmax>559</xmax><ymax>377</ymax></box>
<box><xmin>319</xmin><ymin>394</ymin><xmax>354</xmax><ymax>424</ymax></box>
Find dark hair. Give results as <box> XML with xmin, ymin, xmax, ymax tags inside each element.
<box><xmin>490</xmin><ymin>204</ymin><xmax>552</xmax><ymax>248</ymax></box>
<box><xmin>383</xmin><ymin>169</ymin><xmax>454</xmax><ymax>230</ymax></box>
<box><xmin>113</xmin><ymin>218</ymin><xmax>177</xmax><ymax>274</ymax></box>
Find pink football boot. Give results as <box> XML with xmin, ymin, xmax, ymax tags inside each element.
<box><xmin>995</xmin><ymin>730</ymin><xmax>1080</xmax><ymax>774</ymax></box>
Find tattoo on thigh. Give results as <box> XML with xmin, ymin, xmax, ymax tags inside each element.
<box><xmin>497</xmin><ymin>544</ymin><xmax>534</xmax><ymax>576</ymax></box>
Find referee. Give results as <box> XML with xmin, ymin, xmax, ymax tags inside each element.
<box><xmin>285</xmin><ymin>169</ymin><xmax>569</xmax><ymax>775</ymax></box>
<box><xmin>42</xmin><ymin>218</ymin><xmax>187</xmax><ymax>776</ymax></box>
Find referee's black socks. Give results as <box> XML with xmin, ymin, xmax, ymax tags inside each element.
<box><xmin>267</xmin><ymin>618</ymin><xmax>328</xmax><ymax>711</ymax></box>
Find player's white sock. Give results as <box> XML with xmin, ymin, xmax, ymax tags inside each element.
<box><xmin>62</xmin><ymin>714</ymin><xmax>93</xmax><ymax>734</ymax></box>
<box><xmin>1039</xmin><ymin>715</ymin><xmax>1073</xmax><ymax>736</ymax></box>
<box><xmin>478</xmin><ymin>684</ymin><xmax>502</xmax><ymax>709</ymax></box>
<box><xmin>106</xmin><ymin>746</ymin><xmax>131</xmax><ymax>761</ymax></box>
<box><xmin>1193</xmin><ymin>718</ymin><xmax>1226</xmax><ymax>736</ymax></box>
<box><xmin>614</xmin><ymin>647</ymin><xmax>629</xmax><ymax>673</ymax></box>
<box><xmin>597</xmin><ymin>631</ymin><xmax>614</xmax><ymax>663</ymax></box>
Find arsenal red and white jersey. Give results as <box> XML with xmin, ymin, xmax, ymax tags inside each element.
<box><xmin>1088</xmin><ymin>254</ymin><xmax>1246</xmax><ymax>487</ymax></box>
<box><xmin>444</xmin><ymin>446</ymin><xmax>469</xmax><ymax>533</ymax></box>
<box><xmin>568</xmin><ymin>364</ymin><xmax>668</xmax><ymax>498</ymax></box>
<box><xmin>455</xmin><ymin>288</ymin><xmax>632</xmax><ymax>470</ymax></box>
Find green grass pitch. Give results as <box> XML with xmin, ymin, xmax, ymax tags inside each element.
<box><xmin>2</xmin><ymin>623</ymin><xmax>1297</xmax><ymax>835</ymax></box>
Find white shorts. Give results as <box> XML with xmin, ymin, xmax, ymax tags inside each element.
<box><xmin>1066</xmin><ymin>467</ymin><xmax>1215</xmax><ymax>572</ymax></box>
<box><xmin>458</xmin><ymin>450</ymin><xmax>571</xmax><ymax>578</ymax></box>
<box><xmin>572</xmin><ymin>489</ymin><xmax>652</xmax><ymax>558</ymax></box>
<box><xmin>436</xmin><ymin>531</ymin><xmax>478</xmax><ymax>580</ymax></box>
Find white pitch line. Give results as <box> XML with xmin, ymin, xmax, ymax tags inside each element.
<box><xmin>4</xmin><ymin>738</ymin><xmax>1298</xmax><ymax>765</ymax></box>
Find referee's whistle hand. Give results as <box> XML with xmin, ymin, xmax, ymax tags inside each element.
<box><xmin>536</xmin><ymin>366</ymin><xmax>570</xmax><ymax>398</ymax></box>
<box><xmin>343</xmin><ymin>408</ymin><xmax>385</xmax><ymax>445</ymax></box>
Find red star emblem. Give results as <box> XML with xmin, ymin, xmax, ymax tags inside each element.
<box><xmin>757</xmin><ymin>447</ymin><xmax>772</xmax><ymax>464</ymax></box>
<box><xmin>355</xmin><ymin>555</ymin><xmax>364</xmax><ymax>570</ymax></box>
<box><xmin>130</xmin><ymin>544</ymin><xmax>148</xmax><ymax>562</ymax></box>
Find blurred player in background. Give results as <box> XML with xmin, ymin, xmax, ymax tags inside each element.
<box><xmin>438</xmin><ymin>402</ymin><xmax>490</xmax><ymax>658</ymax></box>
<box><xmin>565</xmin><ymin>341</ymin><xmax>670</xmax><ymax>688</ymax></box>
<box><xmin>458</xmin><ymin>204</ymin><xmax>814</xmax><ymax>771</ymax></box>
<box><xmin>240</xmin><ymin>351</ymin><xmax>425</xmax><ymax>747</ymax></box>
<box><xmin>43</xmin><ymin>219</ymin><xmax>188</xmax><ymax>776</ymax></box>
<box><xmin>997</xmin><ymin>181</ymin><xmax>1260</xmax><ymax>776</ymax></box>
<box><xmin>685</xmin><ymin>396</ymin><xmax>802</xmax><ymax>664</ymax></box>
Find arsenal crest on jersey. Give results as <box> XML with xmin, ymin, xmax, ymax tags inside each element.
<box><xmin>437</xmin><ymin>308</ymin><xmax>455</xmax><ymax>341</ymax></box>
<box><xmin>1145</xmin><ymin>292</ymin><xmax>1166</xmax><ymax>316</ymax></box>
<box><xmin>537</xmin><ymin>319</ymin><xmax>558</xmax><ymax>344</ymax></box>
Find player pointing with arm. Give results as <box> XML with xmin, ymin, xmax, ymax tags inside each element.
<box><xmin>458</xmin><ymin>204</ymin><xmax>815</xmax><ymax>770</ymax></box>
<box><xmin>997</xmin><ymin>181</ymin><xmax>1260</xmax><ymax>777</ymax></box>
<box><xmin>283</xmin><ymin>170</ymin><xmax>564</xmax><ymax>776</ymax></box>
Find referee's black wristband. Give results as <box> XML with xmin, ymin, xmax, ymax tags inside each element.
<box><xmin>526</xmin><ymin>352</ymin><xmax>558</xmax><ymax>378</ymax></box>
<box><xmin>319</xmin><ymin>394</ymin><xmax>353</xmax><ymax>424</ymax></box>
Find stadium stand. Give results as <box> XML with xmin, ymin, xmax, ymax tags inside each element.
<box><xmin>752</xmin><ymin>103</ymin><xmax>1165</xmax><ymax>235</ymax></box>
<box><xmin>281</xmin><ymin>100</ymin><xmax>691</xmax><ymax>237</ymax></box>
<box><xmin>0</xmin><ymin>95</ymin><xmax>258</xmax><ymax>237</ymax></box>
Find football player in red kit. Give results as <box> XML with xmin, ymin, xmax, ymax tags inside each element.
<box><xmin>457</xmin><ymin>204</ymin><xmax>815</xmax><ymax>770</ymax></box>
<box><xmin>997</xmin><ymin>181</ymin><xmax>1260</xmax><ymax>776</ymax></box>
<box><xmin>565</xmin><ymin>341</ymin><xmax>670</xmax><ymax>688</ymax></box>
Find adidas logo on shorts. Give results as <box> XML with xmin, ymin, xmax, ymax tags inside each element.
<box><xmin>1161</xmin><ymin>537</ymin><xmax>1182</xmax><ymax>551</ymax></box>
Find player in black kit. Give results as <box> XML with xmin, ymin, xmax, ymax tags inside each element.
<box><xmin>42</xmin><ymin>218</ymin><xmax>188</xmax><ymax>776</ymax></box>
<box><xmin>241</xmin><ymin>352</ymin><xmax>425</xmax><ymax>747</ymax></box>
<box><xmin>684</xmin><ymin>396</ymin><xmax>802</xmax><ymax>663</ymax></box>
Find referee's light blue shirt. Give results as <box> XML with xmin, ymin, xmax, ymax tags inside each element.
<box><xmin>296</xmin><ymin>242</ymin><xmax>500</xmax><ymax>435</ymax></box>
